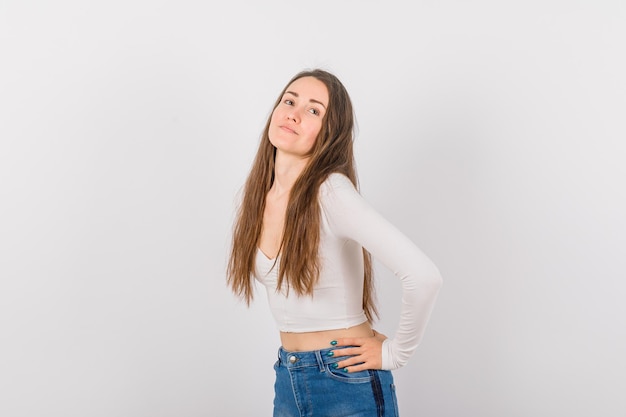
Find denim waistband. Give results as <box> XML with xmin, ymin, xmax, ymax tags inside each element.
<box><xmin>277</xmin><ymin>346</ymin><xmax>353</xmax><ymax>370</ymax></box>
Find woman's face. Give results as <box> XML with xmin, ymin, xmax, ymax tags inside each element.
<box><xmin>269</xmin><ymin>76</ymin><xmax>329</xmax><ymax>158</ymax></box>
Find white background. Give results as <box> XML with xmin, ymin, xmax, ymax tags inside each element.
<box><xmin>1</xmin><ymin>1</ymin><xmax>625</xmax><ymax>416</ymax></box>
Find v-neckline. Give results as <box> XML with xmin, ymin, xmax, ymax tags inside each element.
<box><xmin>257</xmin><ymin>247</ymin><xmax>278</xmax><ymax>262</ymax></box>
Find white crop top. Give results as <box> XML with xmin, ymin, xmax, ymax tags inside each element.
<box><xmin>254</xmin><ymin>173</ymin><xmax>442</xmax><ymax>370</ymax></box>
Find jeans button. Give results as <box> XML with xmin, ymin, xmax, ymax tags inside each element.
<box><xmin>289</xmin><ymin>355</ymin><xmax>297</xmax><ymax>364</ymax></box>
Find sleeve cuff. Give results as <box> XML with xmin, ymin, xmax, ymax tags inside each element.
<box><xmin>381</xmin><ymin>338</ymin><xmax>396</xmax><ymax>370</ymax></box>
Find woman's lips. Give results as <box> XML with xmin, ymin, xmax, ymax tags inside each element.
<box><xmin>280</xmin><ymin>125</ymin><xmax>298</xmax><ymax>134</ymax></box>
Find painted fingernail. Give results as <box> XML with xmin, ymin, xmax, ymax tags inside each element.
<box><xmin>343</xmin><ymin>368</ymin><xmax>349</xmax><ymax>373</ymax></box>
<box><xmin>331</xmin><ymin>363</ymin><xmax>339</xmax><ymax>369</ymax></box>
<box><xmin>330</xmin><ymin>340</ymin><xmax>337</xmax><ymax>346</ymax></box>
<box><xmin>327</xmin><ymin>351</ymin><xmax>334</xmax><ymax>357</ymax></box>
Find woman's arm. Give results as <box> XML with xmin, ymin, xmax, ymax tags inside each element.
<box><xmin>321</xmin><ymin>173</ymin><xmax>443</xmax><ymax>370</ymax></box>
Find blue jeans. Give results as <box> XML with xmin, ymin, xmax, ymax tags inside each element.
<box><xmin>273</xmin><ymin>346</ymin><xmax>400</xmax><ymax>417</ymax></box>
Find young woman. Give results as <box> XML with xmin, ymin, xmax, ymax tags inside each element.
<box><xmin>227</xmin><ymin>69</ymin><xmax>442</xmax><ymax>416</ymax></box>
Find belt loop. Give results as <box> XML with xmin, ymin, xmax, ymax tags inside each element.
<box><xmin>315</xmin><ymin>349</ymin><xmax>324</xmax><ymax>372</ymax></box>
<box><xmin>277</xmin><ymin>348</ymin><xmax>282</xmax><ymax>365</ymax></box>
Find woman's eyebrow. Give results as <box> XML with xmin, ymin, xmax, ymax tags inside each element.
<box><xmin>285</xmin><ymin>91</ymin><xmax>327</xmax><ymax>109</ymax></box>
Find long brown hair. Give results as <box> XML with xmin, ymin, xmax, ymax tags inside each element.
<box><xmin>227</xmin><ymin>69</ymin><xmax>377</xmax><ymax>322</ymax></box>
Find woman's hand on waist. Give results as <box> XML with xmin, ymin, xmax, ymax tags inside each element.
<box><xmin>329</xmin><ymin>329</ymin><xmax>388</xmax><ymax>372</ymax></box>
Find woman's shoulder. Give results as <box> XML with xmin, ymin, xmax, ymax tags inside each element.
<box><xmin>319</xmin><ymin>172</ymin><xmax>356</xmax><ymax>196</ymax></box>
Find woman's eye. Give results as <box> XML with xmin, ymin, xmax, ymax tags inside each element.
<box><xmin>284</xmin><ymin>99</ymin><xmax>294</xmax><ymax>105</ymax></box>
<box><xmin>309</xmin><ymin>108</ymin><xmax>320</xmax><ymax>116</ymax></box>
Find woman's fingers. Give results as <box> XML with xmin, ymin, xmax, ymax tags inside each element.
<box><xmin>332</xmin><ymin>330</ymin><xmax>388</xmax><ymax>349</ymax></box>
<box><xmin>329</xmin><ymin>331</ymin><xmax>386</xmax><ymax>371</ymax></box>
<box><xmin>338</xmin><ymin>352</ymin><xmax>382</xmax><ymax>372</ymax></box>
<box><xmin>342</xmin><ymin>361</ymin><xmax>372</xmax><ymax>373</ymax></box>
<box><xmin>329</xmin><ymin>345</ymin><xmax>360</xmax><ymax>357</ymax></box>
<box><xmin>332</xmin><ymin>336</ymin><xmax>365</xmax><ymax>349</ymax></box>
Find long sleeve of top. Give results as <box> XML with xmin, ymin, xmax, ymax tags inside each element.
<box><xmin>319</xmin><ymin>174</ymin><xmax>442</xmax><ymax>370</ymax></box>
<box><xmin>254</xmin><ymin>173</ymin><xmax>442</xmax><ymax>370</ymax></box>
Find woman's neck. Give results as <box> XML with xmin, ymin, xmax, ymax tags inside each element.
<box><xmin>271</xmin><ymin>151</ymin><xmax>310</xmax><ymax>198</ymax></box>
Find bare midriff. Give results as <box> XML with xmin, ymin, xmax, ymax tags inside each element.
<box><xmin>280</xmin><ymin>321</ymin><xmax>375</xmax><ymax>351</ymax></box>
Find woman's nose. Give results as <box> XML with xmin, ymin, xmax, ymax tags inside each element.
<box><xmin>286</xmin><ymin>109</ymin><xmax>300</xmax><ymax>123</ymax></box>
